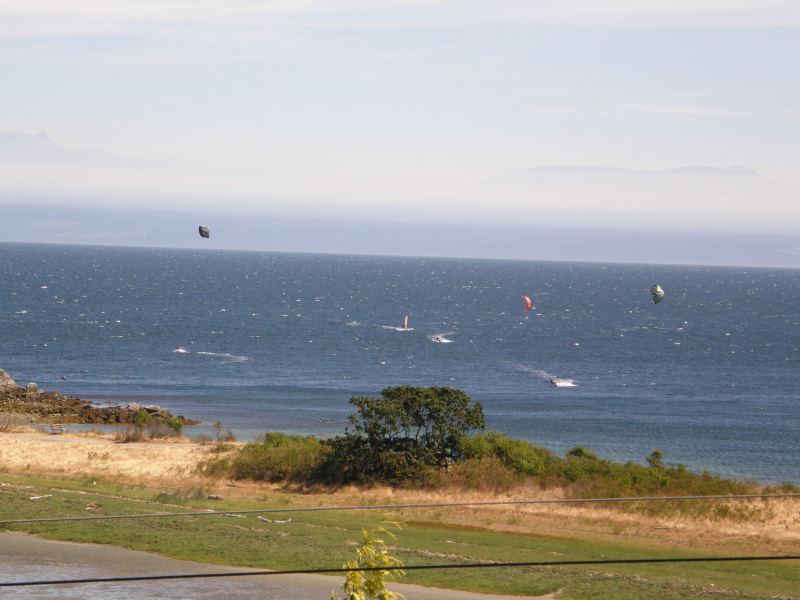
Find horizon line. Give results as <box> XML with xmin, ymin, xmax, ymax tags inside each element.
<box><xmin>2</xmin><ymin>239</ymin><xmax>798</xmax><ymax>272</ymax></box>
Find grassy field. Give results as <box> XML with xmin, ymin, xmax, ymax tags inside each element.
<box><xmin>1</xmin><ymin>472</ymin><xmax>798</xmax><ymax>599</ymax></box>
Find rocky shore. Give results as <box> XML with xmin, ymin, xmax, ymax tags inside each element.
<box><xmin>0</xmin><ymin>368</ymin><xmax>199</xmax><ymax>425</ymax></box>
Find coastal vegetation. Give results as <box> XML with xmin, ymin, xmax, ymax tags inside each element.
<box><xmin>199</xmin><ymin>386</ymin><xmax>773</xmax><ymax>513</ymax></box>
<box><xmin>3</xmin><ymin>383</ymin><xmax>798</xmax><ymax>598</ymax></box>
<box><xmin>113</xmin><ymin>410</ymin><xmax>184</xmax><ymax>442</ymax></box>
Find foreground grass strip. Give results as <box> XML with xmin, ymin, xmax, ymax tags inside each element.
<box><xmin>3</xmin><ymin>556</ymin><xmax>800</xmax><ymax>588</ymax></box>
<box><xmin>2</xmin><ymin>475</ymin><xmax>800</xmax><ymax>599</ymax></box>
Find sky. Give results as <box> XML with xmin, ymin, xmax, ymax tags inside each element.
<box><xmin>0</xmin><ymin>1</ymin><xmax>799</xmax><ymax>262</ymax></box>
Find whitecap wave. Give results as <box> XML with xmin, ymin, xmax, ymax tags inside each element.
<box><xmin>196</xmin><ymin>351</ymin><xmax>249</xmax><ymax>362</ymax></box>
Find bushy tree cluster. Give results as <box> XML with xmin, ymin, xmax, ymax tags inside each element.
<box><xmin>321</xmin><ymin>386</ymin><xmax>485</xmax><ymax>483</ymax></box>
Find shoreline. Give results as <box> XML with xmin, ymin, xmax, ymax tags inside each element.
<box><xmin>24</xmin><ymin>388</ymin><xmax>796</xmax><ymax>486</ymax></box>
<box><xmin>3</xmin><ymin>368</ymin><xmax>794</xmax><ymax>486</ymax></box>
<box><xmin>1</xmin><ymin>368</ymin><xmax>200</xmax><ymax>427</ymax></box>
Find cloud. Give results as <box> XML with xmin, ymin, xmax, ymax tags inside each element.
<box><xmin>618</xmin><ymin>104</ymin><xmax>800</xmax><ymax>120</ymax></box>
<box><xmin>1</xmin><ymin>1</ymin><xmax>797</xmax><ymax>66</ymax></box>
<box><xmin>476</xmin><ymin>162</ymin><xmax>800</xmax><ymax>233</ymax></box>
<box><xmin>0</xmin><ymin>1</ymin><xmax>309</xmax><ymax>22</ymax></box>
<box><xmin>1</xmin><ymin>1</ymin><xmax>798</xmax><ymax>40</ymax></box>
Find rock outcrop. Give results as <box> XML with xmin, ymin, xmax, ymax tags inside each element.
<box><xmin>0</xmin><ymin>369</ymin><xmax>199</xmax><ymax>425</ymax></box>
<box><xmin>0</xmin><ymin>369</ymin><xmax>18</xmax><ymax>391</ymax></box>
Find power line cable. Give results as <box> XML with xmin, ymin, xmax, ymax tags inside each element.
<box><xmin>1</xmin><ymin>492</ymin><xmax>798</xmax><ymax>526</ymax></box>
<box><xmin>1</xmin><ymin>555</ymin><xmax>799</xmax><ymax>588</ymax></box>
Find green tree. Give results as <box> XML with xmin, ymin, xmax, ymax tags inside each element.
<box><xmin>322</xmin><ymin>386</ymin><xmax>484</xmax><ymax>483</ymax></box>
<box><xmin>647</xmin><ymin>449</ymin><xmax>665</xmax><ymax>469</ymax></box>
<box><xmin>348</xmin><ymin>386</ymin><xmax>485</xmax><ymax>462</ymax></box>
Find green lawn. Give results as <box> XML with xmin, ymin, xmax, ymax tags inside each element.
<box><xmin>0</xmin><ymin>472</ymin><xmax>797</xmax><ymax>599</ymax></box>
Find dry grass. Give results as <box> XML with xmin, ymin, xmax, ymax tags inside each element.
<box><xmin>1</xmin><ymin>430</ymin><xmax>798</xmax><ymax>556</ymax></box>
<box><xmin>0</xmin><ymin>413</ymin><xmax>33</xmax><ymax>433</ymax></box>
<box><xmin>311</xmin><ymin>483</ymin><xmax>800</xmax><ymax>553</ymax></box>
<box><xmin>113</xmin><ymin>426</ymin><xmax>145</xmax><ymax>443</ymax></box>
<box><xmin>0</xmin><ymin>430</ymin><xmax>222</xmax><ymax>484</ymax></box>
<box><xmin>76</xmin><ymin>428</ymin><xmax>112</xmax><ymax>438</ymax></box>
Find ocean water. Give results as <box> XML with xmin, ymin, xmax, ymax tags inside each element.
<box><xmin>1</xmin><ymin>242</ymin><xmax>798</xmax><ymax>484</ymax></box>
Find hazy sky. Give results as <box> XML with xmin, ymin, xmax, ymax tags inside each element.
<box><xmin>1</xmin><ymin>1</ymin><xmax>799</xmax><ymax>237</ymax></box>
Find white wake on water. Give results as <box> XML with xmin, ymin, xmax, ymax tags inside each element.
<box><xmin>517</xmin><ymin>366</ymin><xmax>577</xmax><ymax>387</ymax></box>
<box><xmin>428</xmin><ymin>333</ymin><xmax>454</xmax><ymax>344</ymax></box>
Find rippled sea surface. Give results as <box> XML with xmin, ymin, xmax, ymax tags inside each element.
<box><xmin>1</xmin><ymin>242</ymin><xmax>798</xmax><ymax>483</ymax></box>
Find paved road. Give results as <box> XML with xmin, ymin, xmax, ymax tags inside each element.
<box><xmin>0</xmin><ymin>533</ymin><xmax>554</xmax><ymax>599</ymax></box>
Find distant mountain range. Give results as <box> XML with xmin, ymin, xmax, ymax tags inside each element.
<box><xmin>1</xmin><ymin>202</ymin><xmax>799</xmax><ymax>269</ymax></box>
<box><xmin>0</xmin><ymin>130</ymin><xmax>143</xmax><ymax>167</ymax></box>
<box><xmin>1</xmin><ymin>131</ymin><xmax>797</xmax><ymax>263</ymax></box>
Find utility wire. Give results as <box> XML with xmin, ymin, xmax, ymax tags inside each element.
<box><xmin>1</xmin><ymin>555</ymin><xmax>799</xmax><ymax>588</ymax></box>
<box><xmin>1</xmin><ymin>492</ymin><xmax>798</xmax><ymax>526</ymax></box>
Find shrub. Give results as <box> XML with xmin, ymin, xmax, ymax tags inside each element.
<box><xmin>230</xmin><ymin>433</ymin><xmax>329</xmax><ymax>482</ymax></box>
<box><xmin>166</xmin><ymin>417</ymin><xmax>183</xmax><ymax>435</ymax></box>
<box><xmin>113</xmin><ymin>426</ymin><xmax>144</xmax><ymax>443</ymax></box>
<box><xmin>319</xmin><ymin>434</ymin><xmax>432</xmax><ymax>485</ymax></box>
<box><xmin>213</xmin><ymin>421</ymin><xmax>235</xmax><ymax>442</ymax></box>
<box><xmin>461</xmin><ymin>432</ymin><xmax>555</xmax><ymax>476</ymax></box>
<box><xmin>114</xmin><ymin>411</ymin><xmax>182</xmax><ymax>441</ymax></box>
<box><xmin>551</xmin><ymin>452</ymin><xmax>756</xmax><ymax>500</ymax></box>
<box><xmin>444</xmin><ymin>456</ymin><xmax>519</xmax><ymax>491</ymax></box>
<box><xmin>134</xmin><ymin>410</ymin><xmax>149</xmax><ymax>429</ymax></box>
<box><xmin>145</xmin><ymin>417</ymin><xmax>183</xmax><ymax>439</ymax></box>
<box><xmin>566</xmin><ymin>446</ymin><xmax>598</xmax><ymax>460</ymax></box>
<box><xmin>196</xmin><ymin>455</ymin><xmax>233</xmax><ymax>478</ymax></box>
